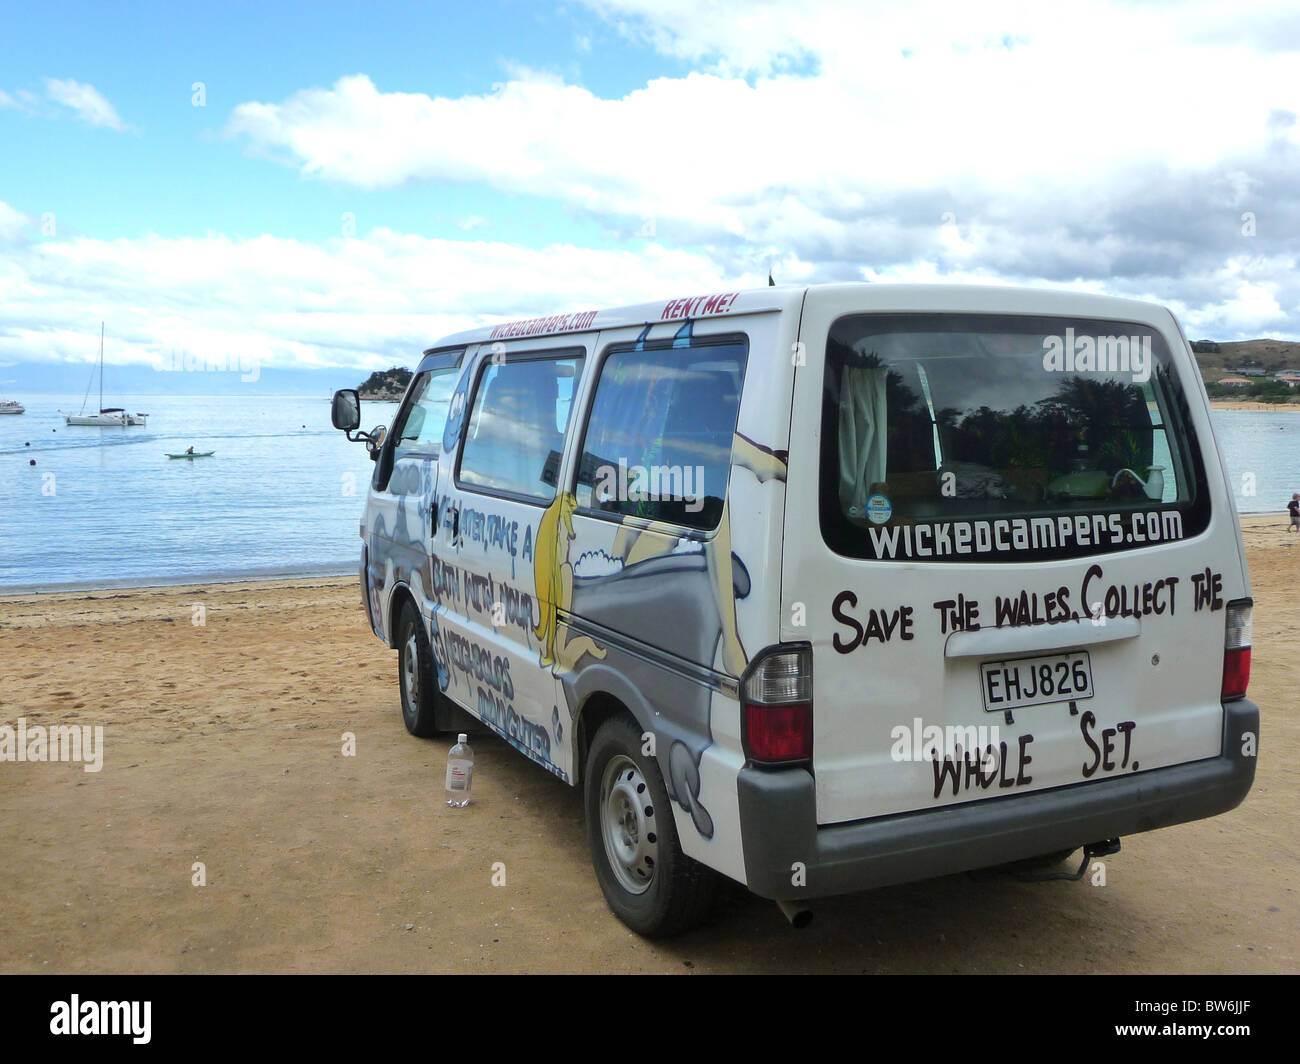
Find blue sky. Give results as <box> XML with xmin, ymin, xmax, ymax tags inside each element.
<box><xmin>2</xmin><ymin>1</ymin><xmax>667</xmax><ymax>245</ymax></box>
<box><xmin>2</xmin><ymin>0</ymin><xmax>1299</xmax><ymax>383</ymax></box>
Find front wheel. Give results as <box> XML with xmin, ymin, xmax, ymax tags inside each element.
<box><xmin>396</xmin><ymin>600</ymin><xmax>442</xmax><ymax>737</ymax></box>
<box><xmin>584</xmin><ymin>715</ymin><xmax>716</xmax><ymax>937</ymax></box>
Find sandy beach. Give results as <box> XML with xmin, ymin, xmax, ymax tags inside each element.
<box><xmin>1210</xmin><ymin>399</ymin><xmax>1300</xmax><ymax>411</ymax></box>
<box><xmin>0</xmin><ymin>527</ymin><xmax>1296</xmax><ymax>974</ymax></box>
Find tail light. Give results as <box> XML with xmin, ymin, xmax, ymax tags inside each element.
<box><xmin>742</xmin><ymin>646</ymin><xmax>812</xmax><ymax>764</ymax></box>
<box><xmin>1222</xmin><ymin>599</ymin><xmax>1252</xmax><ymax>701</ymax></box>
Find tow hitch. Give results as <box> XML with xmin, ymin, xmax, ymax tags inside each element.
<box><xmin>1012</xmin><ymin>838</ymin><xmax>1122</xmax><ymax>882</ymax></box>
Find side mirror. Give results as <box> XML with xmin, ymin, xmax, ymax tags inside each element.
<box><xmin>332</xmin><ymin>389</ymin><xmax>361</xmax><ymax>432</ymax></box>
<box><xmin>366</xmin><ymin>424</ymin><xmax>387</xmax><ymax>461</ymax></box>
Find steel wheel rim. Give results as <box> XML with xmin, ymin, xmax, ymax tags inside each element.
<box><xmin>599</xmin><ymin>755</ymin><xmax>658</xmax><ymax>895</ymax></box>
<box><xmin>402</xmin><ymin>632</ymin><xmax>420</xmax><ymax>712</ymax></box>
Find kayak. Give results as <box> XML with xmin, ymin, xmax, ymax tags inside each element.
<box><xmin>166</xmin><ymin>452</ymin><xmax>215</xmax><ymax>459</ymax></box>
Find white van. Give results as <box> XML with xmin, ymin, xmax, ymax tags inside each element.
<box><xmin>332</xmin><ymin>283</ymin><xmax>1258</xmax><ymax>936</ymax></box>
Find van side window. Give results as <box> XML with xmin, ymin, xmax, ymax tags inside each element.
<box><xmin>575</xmin><ymin>339</ymin><xmax>748</xmax><ymax>531</ymax></box>
<box><xmin>391</xmin><ymin>368</ymin><xmax>459</xmax><ymax>462</ymax></box>
<box><xmin>458</xmin><ymin>353</ymin><xmax>584</xmax><ymax>503</ymax></box>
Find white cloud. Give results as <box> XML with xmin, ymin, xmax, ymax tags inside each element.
<box><xmin>0</xmin><ymin>200</ymin><xmax>754</xmax><ymax>373</ymax></box>
<box><xmin>222</xmin><ymin>2</ymin><xmax>1300</xmax><ymax>287</ymax></box>
<box><xmin>219</xmin><ymin>1</ymin><xmax>1300</xmax><ymax>335</ymax></box>
<box><xmin>44</xmin><ymin>78</ymin><xmax>128</xmax><ymax>131</ymax></box>
<box><xmin>0</xmin><ymin>87</ymin><xmax>39</xmax><ymax>115</ymax></box>
<box><xmin>1188</xmin><ymin>274</ymin><xmax>1286</xmax><ymax>336</ymax></box>
<box><xmin>0</xmin><ymin>186</ymin><xmax>1291</xmax><ymax>378</ymax></box>
<box><xmin>577</xmin><ymin>0</ymin><xmax>822</xmax><ymax>76</ymax></box>
<box><xmin>579</xmin><ymin>0</ymin><xmax>1300</xmax><ymax>76</ymax></box>
<box><xmin>0</xmin><ymin>201</ymin><xmax>29</xmax><ymax>241</ymax></box>
<box><xmin>5</xmin><ymin>1</ymin><xmax>1299</xmax><ymax>350</ymax></box>
<box><xmin>1</xmin><ymin>198</ymin><xmax>1289</xmax><ymax>375</ymax></box>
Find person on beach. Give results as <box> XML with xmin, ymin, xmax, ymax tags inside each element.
<box><xmin>1288</xmin><ymin>493</ymin><xmax>1299</xmax><ymax>532</ymax></box>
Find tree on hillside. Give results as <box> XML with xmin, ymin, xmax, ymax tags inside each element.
<box><xmin>357</xmin><ymin>367</ymin><xmax>413</xmax><ymax>397</ymax></box>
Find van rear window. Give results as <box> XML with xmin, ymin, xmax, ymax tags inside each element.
<box><xmin>819</xmin><ymin>313</ymin><xmax>1210</xmax><ymax>562</ymax></box>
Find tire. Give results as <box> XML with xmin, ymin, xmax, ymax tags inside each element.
<box><xmin>584</xmin><ymin>715</ymin><xmax>716</xmax><ymax>937</ymax></box>
<box><xmin>396</xmin><ymin>599</ymin><xmax>442</xmax><ymax>738</ymax></box>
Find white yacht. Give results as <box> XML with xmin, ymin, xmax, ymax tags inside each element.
<box><xmin>64</xmin><ymin>324</ymin><xmax>147</xmax><ymax>426</ymax></box>
<box><xmin>65</xmin><ymin>408</ymin><xmax>148</xmax><ymax>426</ymax></box>
<box><xmin>0</xmin><ymin>398</ymin><xmax>23</xmax><ymax>415</ymax></box>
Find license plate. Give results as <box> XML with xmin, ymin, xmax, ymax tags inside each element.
<box><xmin>980</xmin><ymin>651</ymin><xmax>1093</xmax><ymax>712</ymax></box>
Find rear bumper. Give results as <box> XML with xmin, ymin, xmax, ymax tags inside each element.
<box><xmin>737</xmin><ymin>699</ymin><xmax>1259</xmax><ymax>901</ymax></box>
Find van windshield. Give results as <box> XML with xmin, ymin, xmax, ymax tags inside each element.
<box><xmin>819</xmin><ymin>313</ymin><xmax>1210</xmax><ymax>562</ymax></box>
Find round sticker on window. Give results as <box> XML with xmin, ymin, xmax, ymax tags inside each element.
<box><xmin>865</xmin><ymin>493</ymin><xmax>892</xmax><ymax>525</ymax></box>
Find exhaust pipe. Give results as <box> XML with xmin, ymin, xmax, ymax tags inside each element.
<box><xmin>775</xmin><ymin>899</ymin><xmax>813</xmax><ymax>929</ymax></box>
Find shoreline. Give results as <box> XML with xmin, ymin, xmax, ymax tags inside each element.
<box><xmin>0</xmin><ymin>574</ymin><xmax>359</xmax><ymax>633</ymax></box>
<box><xmin>0</xmin><ymin>565</ymin><xmax>353</xmax><ymax>600</ymax></box>
<box><xmin>2</xmin><ymin>515</ymin><xmax>1287</xmax><ymax>599</ymax></box>
<box><xmin>1209</xmin><ymin>400</ymin><xmax>1300</xmax><ymax>411</ymax></box>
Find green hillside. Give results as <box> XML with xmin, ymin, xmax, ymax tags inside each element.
<box><xmin>357</xmin><ymin>367</ymin><xmax>413</xmax><ymax>400</ymax></box>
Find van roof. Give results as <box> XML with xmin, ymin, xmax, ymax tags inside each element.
<box><xmin>423</xmin><ymin>282</ymin><xmax>1175</xmax><ymax>353</ymax></box>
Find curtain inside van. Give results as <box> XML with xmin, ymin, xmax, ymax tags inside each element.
<box><xmin>837</xmin><ymin>364</ymin><xmax>888</xmax><ymax>518</ymax></box>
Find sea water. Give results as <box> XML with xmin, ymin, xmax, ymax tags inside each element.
<box><xmin>1209</xmin><ymin>409</ymin><xmax>1300</xmax><ymax>517</ymax></box>
<box><xmin>0</xmin><ymin>398</ymin><xmax>1293</xmax><ymax>592</ymax></box>
<box><xmin>0</xmin><ymin>393</ymin><xmax>382</xmax><ymax>591</ymax></box>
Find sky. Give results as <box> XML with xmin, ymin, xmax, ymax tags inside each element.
<box><xmin>1</xmin><ymin>0</ymin><xmax>1298</xmax><ymax>386</ymax></box>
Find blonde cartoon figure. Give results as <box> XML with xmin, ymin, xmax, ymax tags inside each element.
<box><xmin>534</xmin><ymin>491</ymin><xmax>606</xmax><ymax>670</ymax></box>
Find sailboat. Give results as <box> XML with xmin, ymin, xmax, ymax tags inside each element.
<box><xmin>64</xmin><ymin>324</ymin><xmax>147</xmax><ymax>426</ymax></box>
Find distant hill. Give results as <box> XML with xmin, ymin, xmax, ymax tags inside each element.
<box><xmin>357</xmin><ymin>367</ymin><xmax>412</xmax><ymax>400</ymax></box>
<box><xmin>1193</xmin><ymin>339</ymin><xmax>1300</xmax><ymax>383</ymax></box>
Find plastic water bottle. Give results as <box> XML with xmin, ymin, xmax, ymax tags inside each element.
<box><xmin>445</xmin><ymin>733</ymin><xmax>474</xmax><ymax>807</ymax></box>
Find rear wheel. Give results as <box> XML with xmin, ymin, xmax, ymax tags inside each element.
<box><xmin>584</xmin><ymin>715</ymin><xmax>716</xmax><ymax>937</ymax></box>
<box><xmin>396</xmin><ymin>600</ymin><xmax>442</xmax><ymax>737</ymax></box>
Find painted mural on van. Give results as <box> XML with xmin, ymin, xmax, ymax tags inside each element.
<box><xmin>365</xmin><ymin>416</ymin><xmax>788</xmax><ymax>845</ymax></box>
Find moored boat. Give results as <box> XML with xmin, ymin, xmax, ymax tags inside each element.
<box><xmin>64</xmin><ymin>324</ymin><xmax>148</xmax><ymax>427</ymax></box>
<box><xmin>66</xmin><ymin>408</ymin><xmax>148</xmax><ymax>426</ymax></box>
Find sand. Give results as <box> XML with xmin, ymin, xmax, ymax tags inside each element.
<box><xmin>0</xmin><ymin>535</ymin><xmax>1296</xmax><ymax>974</ymax></box>
<box><xmin>1210</xmin><ymin>400</ymin><xmax>1300</xmax><ymax>411</ymax></box>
